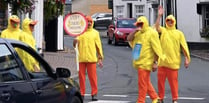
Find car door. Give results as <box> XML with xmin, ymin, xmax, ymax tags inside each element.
<box><xmin>0</xmin><ymin>43</ymin><xmax>37</xmax><ymax>103</ymax></box>
<box><xmin>12</xmin><ymin>43</ymin><xmax>68</xmax><ymax>103</ymax></box>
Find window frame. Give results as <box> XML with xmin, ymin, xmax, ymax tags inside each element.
<box><xmin>135</xmin><ymin>5</ymin><xmax>145</xmax><ymax>18</ymax></box>
<box><xmin>0</xmin><ymin>43</ymin><xmax>26</xmax><ymax>82</ymax></box>
<box><xmin>10</xmin><ymin>42</ymin><xmax>57</xmax><ymax>80</ymax></box>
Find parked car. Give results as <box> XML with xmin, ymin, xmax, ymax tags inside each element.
<box><xmin>91</xmin><ymin>13</ymin><xmax>112</xmax><ymax>29</ymax></box>
<box><xmin>107</xmin><ymin>18</ymin><xmax>136</xmax><ymax>45</ymax></box>
<box><xmin>0</xmin><ymin>38</ymin><xmax>82</xmax><ymax>103</ymax></box>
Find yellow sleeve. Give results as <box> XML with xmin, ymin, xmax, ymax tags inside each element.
<box><xmin>95</xmin><ymin>32</ymin><xmax>104</xmax><ymax>60</ymax></box>
<box><xmin>150</xmin><ymin>30</ymin><xmax>165</xmax><ymax>60</ymax></box>
<box><xmin>180</xmin><ymin>32</ymin><xmax>191</xmax><ymax>63</ymax></box>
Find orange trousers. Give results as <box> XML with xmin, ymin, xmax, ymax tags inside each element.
<box><xmin>157</xmin><ymin>66</ymin><xmax>178</xmax><ymax>101</ymax></box>
<box><xmin>79</xmin><ymin>62</ymin><xmax>97</xmax><ymax>96</ymax></box>
<box><xmin>137</xmin><ymin>69</ymin><xmax>158</xmax><ymax>103</ymax></box>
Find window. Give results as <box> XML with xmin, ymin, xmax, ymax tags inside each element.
<box><xmin>135</xmin><ymin>5</ymin><xmax>144</xmax><ymax>18</ymax></box>
<box><xmin>13</xmin><ymin>45</ymin><xmax>50</xmax><ymax>79</ymax></box>
<box><xmin>117</xmin><ymin>19</ymin><xmax>136</xmax><ymax>28</ymax></box>
<box><xmin>0</xmin><ymin>44</ymin><xmax>24</xmax><ymax>82</ymax></box>
<box><xmin>201</xmin><ymin>5</ymin><xmax>209</xmax><ymax>37</ymax></box>
<box><xmin>116</xmin><ymin>6</ymin><xmax>124</xmax><ymax>18</ymax></box>
<box><xmin>104</xmin><ymin>14</ymin><xmax>112</xmax><ymax>18</ymax></box>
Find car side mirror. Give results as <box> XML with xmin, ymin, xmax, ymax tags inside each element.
<box><xmin>56</xmin><ymin>67</ymin><xmax>71</xmax><ymax>78</ymax></box>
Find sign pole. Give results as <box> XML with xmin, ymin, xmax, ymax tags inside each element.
<box><xmin>63</xmin><ymin>12</ymin><xmax>88</xmax><ymax>72</ymax></box>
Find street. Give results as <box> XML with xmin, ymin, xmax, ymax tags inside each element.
<box><xmin>64</xmin><ymin>30</ymin><xmax>209</xmax><ymax>103</ymax></box>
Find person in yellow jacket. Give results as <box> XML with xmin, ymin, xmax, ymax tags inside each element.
<box><xmin>155</xmin><ymin>6</ymin><xmax>191</xmax><ymax>103</ymax></box>
<box><xmin>20</xmin><ymin>18</ymin><xmax>40</xmax><ymax>72</ymax></box>
<box><xmin>127</xmin><ymin>16</ymin><xmax>165</xmax><ymax>103</ymax></box>
<box><xmin>73</xmin><ymin>15</ymin><xmax>104</xmax><ymax>101</ymax></box>
<box><xmin>1</xmin><ymin>15</ymin><xmax>21</xmax><ymax>40</ymax></box>
<box><xmin>0</xmin><ymin>15</ymin><xmax>24</xmax><ymax>62</ymax></box>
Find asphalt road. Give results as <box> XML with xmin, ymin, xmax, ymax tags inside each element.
<box><xmin>64</xmin><ymin>30</ymin><xmax>209</xmax><ymax>103</ymax></box>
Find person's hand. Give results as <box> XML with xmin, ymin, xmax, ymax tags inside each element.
<box><xmin>152</xmin><ymin>63</ymin><xmax>158</xmax><ymax>72</ymax></box>
<box><xmin>184</xmin><ymin>57</ymin><xmax>189</xmax><ymax>69</ymax></box>
<box><xmin>73</xmin><ymin>39</ymin><xmax>78</xmax><ymax>48</ymax></box>
<box><xmin>136</xmin><ymin>27</ymin><xmax>142</xmax><ymax>31</ymax></box>
<box><xmin>158</xmin><ymin>5</ymin><xmax>164</xmax><ymax>16</ymax></box>
<box><xmin>98</xmin><ymin>59</ymin><xmax>103</xmax><ymax>68</ymax></box>
<box><xmin>33</xmin><ymin>64</ymin><xmax>40</xmax><ymax>72</ymax></box>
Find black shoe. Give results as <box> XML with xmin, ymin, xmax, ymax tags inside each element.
<box><xmin>92</xmin><ymin>94</ymin><xmax>98</xmax><ymax>101</ymax></box>
<box><xmin>157</xmin><ymin>99</ymin><xmax>164</xmax><ymax>103</ymax></box>
<box><xmin>81</xmin><ymin>95</ymin><xmax>84</xmax><ymax>100</ymax></box>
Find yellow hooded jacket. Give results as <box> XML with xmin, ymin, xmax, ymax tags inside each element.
<box><xmin>129</xmin><ymin>16</ymin><xmax>165</xmax><ymax>71</ymax></box>
<box><xmin>20</xmin><ymin>18</ymin><xmax>39</xmax><ymax>72</ymax></box>
<box><xmin>0</xmin><ymin>15</ymin><xmax>22</xmax><ymax>40</ymax></box>
<box><xmin>158</xmin><ymin>15</ymin><xmax>191</xmax><ymax>69</ymax></box>
<box><xmin>21</xmin><ymin>18</ymin><xmax>36</xmax><ymax>50</ymax></box>
<box><xmin>76</xmin><ymin>20</ymin><xmax>104</xmax><ymax>62</ymax></box>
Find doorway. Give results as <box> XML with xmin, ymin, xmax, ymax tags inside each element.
<box><xmin>127</xmin><ymin>3</ymin><xmax>133</xmax><ymax>18</ymax></box>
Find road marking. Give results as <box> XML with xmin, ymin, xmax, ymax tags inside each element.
<box><xmin>103</xmin><ymin>94</ymin><xmax>128</xmax><ymax>97</ymax></box>
<box><xmin>178</xmin><ymin>97</ymin><xmax>205</xmax><ymax>100</ymax></box>
<box><xmin>88</xmin><ymin>100</ymin><xmax>131</xmax><ymax>103</ymax></box>
<box><xmin>146</xmin><ymin>96</ymin><xmax>205</xmax><ymax>100</ymax></box>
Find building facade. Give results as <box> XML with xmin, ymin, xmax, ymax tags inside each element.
<box><xmin>111</xmin><ymin>0</ymin><xmax>209</xmax><ymax>48</ymax></box>
<box><xmin>112</xmin><ymin>0</ymin><xmax>158</xmax><ymax>25</ymax></box>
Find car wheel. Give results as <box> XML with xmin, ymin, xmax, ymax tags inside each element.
<box><xmin>108</xmin><ymin>38</ymin><xmax>112</xmax><ymax>44</ymax></box>
<box><xmin>112</xmin><ymin>35</ymin><xmax>118</xmax><ymax>46</ymax></box>
<box><xmin>71</xmin><ymin>96</ymin><xmax>82</xmax><ymax>103</ymax></box>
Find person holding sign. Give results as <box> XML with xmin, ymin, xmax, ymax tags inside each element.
<box><xmin>127</xmin><ymin>16</ymin><xmax>165</xmax><ymax>103</ymax></box>
<box><xmin>73</xmin><ymin>15</ymin><xmax>104</xmax><ymax>101</ymax></box>
<box><xmin>155</xmin><ymin>6</ymin><xmax>190</xmax><ymax>103</ymax></box>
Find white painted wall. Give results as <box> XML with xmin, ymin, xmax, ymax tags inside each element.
<box><xmin>113</xmin><ymin>0</ymin><xmax>147</xmax><ymax>18</ymax></box>
<box><xmin>57</xmin><ymin>16</ymin><xmax>64</xmax><ymax>50</ymax></box>
<box><xmin>200</xmin><ymin>0</ymin><xmax>209</xmax><ymax>2</ymax></box>
<box><xmin>177</xmin><ymin>0</ymin><xmax>209</xmax><ymax>42</ymax></box>
<box><xmin>32</xmin><ymin>0</ymin><xmax>44</xmax><ymax>53</ymax></box>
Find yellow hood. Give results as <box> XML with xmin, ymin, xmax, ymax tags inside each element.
<box><xmin>165</xmin><ymin>15</ymin><xmax>176</xmax><ymax>30</ymax></box>
<box><xmin>135</xmin><ymin>16</ymin><xmax>149</xmax><ymax>32</ymax></box>
<box><xmin>22</xmin><ymin>18</ymin><xmax>37</xmax><ymax>34</ymax></box>
<box><xmin>0</xmin><ymin>15</ymin><xmax>21</xmax><ymax>40</ymax></box>
<box><xmin>7</xmin><ymin>15</ymin><xmax>20</xmax><ymax>31</ymax></box>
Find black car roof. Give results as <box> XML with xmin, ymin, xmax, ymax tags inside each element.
<box><xmin>0</xmin><ymin>38</ymin><xmax>28</xmax><ymax>46</ymax></box>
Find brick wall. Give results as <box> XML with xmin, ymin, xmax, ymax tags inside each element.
<box><xmin>72</xmin><ymin>0</ymin><xmax>112</xmax><ymax>16</ymax></box>
<box><xmin>90</xmin><ymin>5</ymin><xmax>112</xmax><ymax>16</ymax></box>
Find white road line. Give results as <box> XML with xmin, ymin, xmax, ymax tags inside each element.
<box><xmin>88</xmin><ymin>100</ymin><xmax>131</xmax><ymax>103</ymax></box>
<box><xmin>146</xmin><ymin>96</ymin><xmax>205</xmax><ymax>100</ymax></box>
<box><xmin>178</xmin><ymin>97</ymin><xmax>205</xmax><ymax>100</ymax></box>
<box><xmin>103</xmin><ymin>95</ymin><xmax>128</xmax><ymax>97</ymax></box>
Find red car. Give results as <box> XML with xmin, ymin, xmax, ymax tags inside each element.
<box><xmin>107</xmin><ymin>18</ymin><xmax>136</xmax><ymax>45</ymax></box>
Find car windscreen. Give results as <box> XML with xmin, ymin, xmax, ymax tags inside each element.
<box><xmin>117</xmin><ymin>19</ymin><xmax>136</xmax><ymax>28</ymax></box>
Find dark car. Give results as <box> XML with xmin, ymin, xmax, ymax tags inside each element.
<box><xmin>91</xmin><ymin>13</ymin><xmax>112</xmax><ymax>29</ymax></box>
<box><xmin>107</xmin><ymin>18</ymin><xmax>136</xmax><ymax>45</ymax></box>
<box><xmin>0</xmin><ymin>38</ymin><xmax>82</xmax><ymax>103</ymax></box>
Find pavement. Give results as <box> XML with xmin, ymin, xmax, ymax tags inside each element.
<box><xmin>43</xmin><ymin>47</ymin><xmax>78</xmax><ymax>78</ymax></box>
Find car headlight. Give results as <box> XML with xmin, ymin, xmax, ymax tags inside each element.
<box><xmin>116</xmin><ymin>31</ymin><xmax>123</xmax><ymax>35</ymax></box>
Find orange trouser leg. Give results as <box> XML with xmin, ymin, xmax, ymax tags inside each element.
<box><xmin>167</xmin><ymin>68</ymin><xmax>178</xmax><ymax>100</ymax></box>
<box><xmin>86</xmin><ymin>63</ymin><xmax>98</xmax><ymax>95</ymax></box>
<box><xmin>157</xmin><ymin>67</ymin><xmax>167</xmax><ymax>100</ymax></box>
<box><xmin>137</xmin><ymin>69</ymin><xmax>158</xmax><ymax>103</ymax></box>
<box><xmin>147</xmin><ymin>78</ymin><xmax>158</xmax><ymax>101</ymax></box>
<box><xmin>79</xmin><ymin>63</ymin><xmax>87</xmax><ymax>96</ymax></box>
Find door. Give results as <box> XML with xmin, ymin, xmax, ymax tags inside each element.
<box><xmin>0</xmin><ymin>44</ymin><xmax>36</xmax><ymax>103</ymax></box>
<box><xmin>12</xmin><ymin>43</ymin><xmax>68</xmax><ymax>103</ymax></box>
